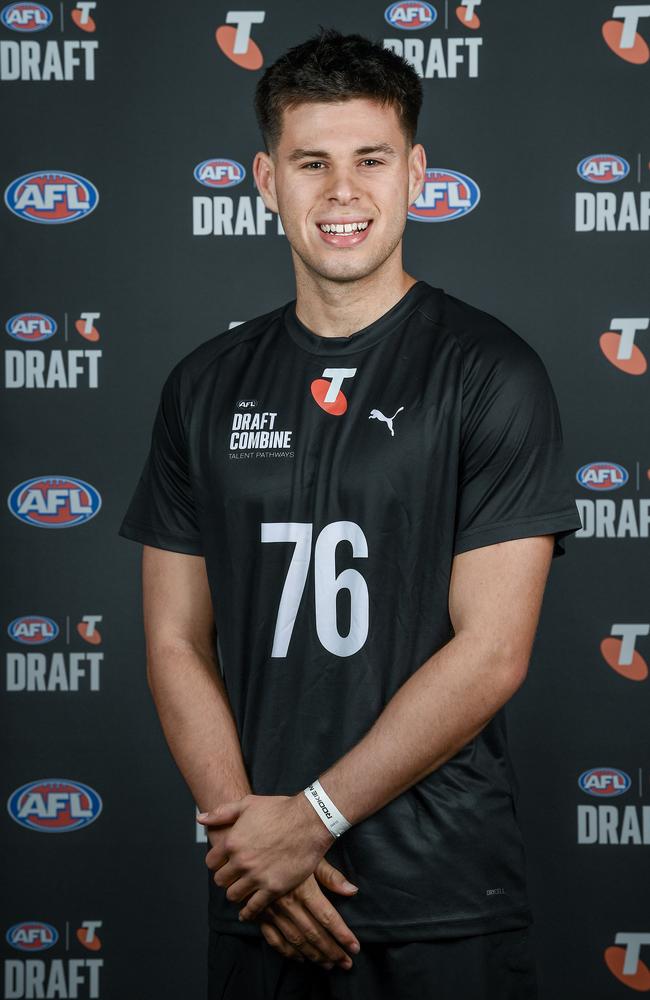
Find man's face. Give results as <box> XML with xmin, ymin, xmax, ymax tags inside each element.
<box><xmin>254</xmin><ymin>97</ymin><xmax>426</xmax><ymax>284</ymax></box>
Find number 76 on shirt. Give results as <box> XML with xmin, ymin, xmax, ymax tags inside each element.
<box><xmin>262</xmin><ymin>520</ymin><xmax>368</xmax><ymax>659</ymax></box>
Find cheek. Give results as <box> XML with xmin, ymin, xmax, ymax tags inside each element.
<box><xmin>279</xmin><ymin>196</ymin><xmax>311</xmax><ymax>237</ymax></box>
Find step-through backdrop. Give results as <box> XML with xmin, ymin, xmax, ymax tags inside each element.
<box><xmin>2</xmin><ymin>2</ymin><xmax>648</xmax><ymax>998</ymax></box>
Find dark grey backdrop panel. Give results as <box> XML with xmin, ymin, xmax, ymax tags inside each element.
<box><xmin>2</xmin><ymin>2</ymin><xmax>647</xmax><ymax>997</ymax></box>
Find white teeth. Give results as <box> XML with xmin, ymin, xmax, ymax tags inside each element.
<box><xmin>319</xmin><ymin>221</ymin><xmax>369</xmax><ymax>234</ymax></box>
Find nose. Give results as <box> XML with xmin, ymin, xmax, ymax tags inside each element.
<box><xmin>323</xmin><ymin>163</ymin><xmax>362</xmax><ymax>204</ymax></box>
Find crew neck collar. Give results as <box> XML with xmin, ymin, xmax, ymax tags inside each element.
<box><xmin>283</xmin><ymin>280</ymin><xmax>431</xmax><ymax>355</ymax></box>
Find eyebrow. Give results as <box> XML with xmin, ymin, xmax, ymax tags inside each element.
<box><xmin>286</xmin><ymin>143</ymin><xmax>398</xmax><ymax>163</ymax></box>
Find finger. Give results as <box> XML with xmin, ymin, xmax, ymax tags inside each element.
<box><xmin>272</xmin><ymin>898</ymin><xmax>352</xmax><ymax>969</ymax></box>
<box><xmin>264</xmin><ymin>904</ymin><xmax>336</xmax><ymax>967</ymax></box>
<box><xmin>259</xmin><ymin>919</ymin><xmax>305</xmax><ymax>963</ymax></box>
<box><xmin>197</xmin><ymin>802</ymin><xmax>243</xmax><ymax>825</ymax></box>
<box><xmin>204</xmin><ymin>847</ymin><xmax>229</xmax><ymax>873</ymax></box>
<box><xmin>212</xmin><ymin>861</ymin><xmax>241</xmax><ymax>887</ymax></box>
<box><xmin>303</xmin><ymin>889</ymin><xmax>361</xmax><ymax>955</ymax></box>
<box><xmin>238</xmin><ymin>888</ymin><xmax>276</xmax><ymax>921</ymax></box>
<box><xmin>315</xmin><ymin>858</ymin><xmax>359</xmax><ymax>897</ymax></box>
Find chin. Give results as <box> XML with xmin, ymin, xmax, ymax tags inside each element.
<box><xmin>317</xmin><ymin>262</ymin><xmax>375</xmax><ymax>283</ymax></box>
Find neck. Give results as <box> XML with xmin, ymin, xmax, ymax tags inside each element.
<box><xmin>292</xmin><ymin>265</ymin><xmax>420</xmax><ymax>340</ymax></box>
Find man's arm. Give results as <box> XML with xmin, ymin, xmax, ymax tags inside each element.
<box><xmin>311</xmin><ymin>533</ymin><xmax>555</xmax><ymax>826</ymax></box>
<box><xmin>142</xmin><ymin>544</ymin><xmax>363</xmax><ymax>968</ymax></box>
<box><xmin>141</xmin><ymin>544</ymin><xmax>251</xmax><ymax>811</ymax></box>
<box><xmin>202</xmin><ymin>533</ymin><xmax>556</xmax><ymax>920</ymax></box>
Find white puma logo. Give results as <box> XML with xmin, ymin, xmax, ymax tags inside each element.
<box><xmin>368</xmin><ymin>406</ymin><xmax>404</xmax><ymax>437</ymax></box>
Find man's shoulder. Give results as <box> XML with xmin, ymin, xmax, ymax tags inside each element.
<box><xmin>435</xmin><ymin>288</ymin><xmax>548</xmax><ymax>379</ymax></box>
<box><xmin>162</xmin><ymin>300</ymin><xmax>287</xmax><ymax>396</ymax></box>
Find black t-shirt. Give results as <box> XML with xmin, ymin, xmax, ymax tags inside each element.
<box><xmin>118</xmin><ymin>280</ymin><xmax>582</xmax><ymax>943</ymax></box>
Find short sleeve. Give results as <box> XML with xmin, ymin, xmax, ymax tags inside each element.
<box><xmin>118</xmin><ymin>361</ymin><xmax>204</xmax><ymax>555</ymax></box>
<box><xmin>453</xmin><ymin>332</ymin><xmax>583</xmax><ymax>559</ymax></box>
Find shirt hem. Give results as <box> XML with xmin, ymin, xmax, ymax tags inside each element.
<box><xmin>453</xmin><ymin>509</ymin><xmax>581</xmax><ymax>556</ymax></box>
<box><xmin>118</xmin><ymin>519</ymin><xmax>204</xmax><ymax>556</ymax></box>
<box><xmin>208</xmin><ymin>906</ymin><xmax>534</xmax><ymax>944</ymax></box>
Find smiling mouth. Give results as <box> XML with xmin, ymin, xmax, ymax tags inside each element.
<box><xmin>317</xmin><ymin>220</ymin><xmax>371</xmax><ymax>234</ymax></box>
<box><xmin>315</xmin><ymin>219</ymin><xmax>373</xmax><ymax>246</ymax></box>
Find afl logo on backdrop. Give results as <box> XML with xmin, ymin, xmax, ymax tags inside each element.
<box><xmin>576</xmin><ymin>461</ymin><xmax>628</xmax><ymax>490</ymax></box>
<box><xmin>384</xmin><ymin>2</ymin><xmax>437</xmax><ymax>29</ymax></box>
<box><xmin>8</xmin><ymin>614</ymin><xmax>59</xmax><ymax>645</ymax></box>
<box><xmin>408</xmin><ymin>168</ymin><xmax>480</xmax><ymax>222</ymax></box>
<box><xmin>578</xmin><ymin>767</ymin><xmax>631</xmax><ymax>797</ymax></box>
<box><xmin>7</xmin><ymin>779</ymin><xmax>103</xmax><ymax>832</ymax></box>
<box><xmin>6</xmin><ymin>312</ymin><xmax>57</xmax><ymax>342</ymax></box>
<box><xmin>4</xmin><ymin>171</ymin><xmax>99</xmax><ymax>223</ymax></box>
<box><xmin>194</xmin><ymin>158</ymin><xmax>246</xmax><ymax>188</ymax></box>
<box><xmin>577</xmin><ymin>154</ymin><xmax>629</xmax><ymax>184</ymax></box>
<box><xmin>6</xmin><ymin>921</ymin><xmax>59</xmax><ymax>952</ymax></box>
<box><xmin>1</xmin><ymin>2</ymin><xmax>52</xmax><ymax>31</ymax></box>
<box><xmin>7</xmin><ymin>475</ymin><xmax>102</xmax><ymax>527</ymax></box>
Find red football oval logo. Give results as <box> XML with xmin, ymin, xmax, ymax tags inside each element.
<box><xmin>311</xmin><ymin>378</ymin><xmax>348</xmax><ymax>415</ymax></box>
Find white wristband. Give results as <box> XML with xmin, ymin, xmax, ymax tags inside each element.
<box><xmin>303</xmin><ymin>779</ymin><xmax>352</xmax><ymax>838</ymax></box>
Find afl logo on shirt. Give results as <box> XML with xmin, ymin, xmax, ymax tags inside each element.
<box><xmin>311</xmin><ymin>367</ymin><xmax>357</xmax><ymax>415</ymax></box>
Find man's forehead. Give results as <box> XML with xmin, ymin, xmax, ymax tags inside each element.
<box><xmin>284</xmin><ymin>95</ymin><xmax>393</xmax><ymax>120</ymax></box>
<box><xmin>280</xmin><ymin>98</ymin><xmax>401</xmax><ymax>140</ymax></box>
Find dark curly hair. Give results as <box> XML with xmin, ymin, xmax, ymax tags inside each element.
<box><xmin>254</xmin><ymin>25</ymin><xmax>423</xmax><ymax>157</ymax></box>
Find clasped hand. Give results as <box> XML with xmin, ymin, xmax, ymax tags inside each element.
<box><xmin>198</xmin><ymin>792</ymin><xmax>339</xmax><ymax>920</ymax></box>
<box><xmin>198</xmin><ymin>793</ymin><xmax>361</xmax><ymax>969</ymax></box>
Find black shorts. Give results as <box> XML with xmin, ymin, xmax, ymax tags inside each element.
<box><xmin>207</xmin><ymin>923</ymin><xmax>539</xmax><ymax>1000</ymax></box>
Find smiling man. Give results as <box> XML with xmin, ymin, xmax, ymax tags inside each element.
<box><xmin>118</xmin><ymin>25</ymin><xmax>582</xmax><ymax>1000</ymax></box>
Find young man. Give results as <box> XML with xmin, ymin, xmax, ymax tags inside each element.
<box><xmin>118</xmin><ymin>26</ymin><xmax>582</xmax><ymax>1000</ymax></box>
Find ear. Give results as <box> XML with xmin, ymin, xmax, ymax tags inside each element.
<box><xmin>253</xmin><ymin>151</ymin><xmax>279</xmax><ymax>214</ymax></box>
<box><xmin>408</xmin><ymin>143</ymin><xmax>427</xmax><ymax>206</ymax></box>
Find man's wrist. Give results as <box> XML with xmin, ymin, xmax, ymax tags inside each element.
<box><xmin>197</xmin><ymin>787</ymin><xmax>251</xmax><ymax>814</ymax></box>
<box><xmin>292</xmin><ymin>789</ymin><xmax>337</xmax><ymax>850</ymax></box>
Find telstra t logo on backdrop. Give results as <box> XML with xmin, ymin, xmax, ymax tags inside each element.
<box><xmin>601</xmin><ymin>623</ymin><xmax>649</xmax><ymax>682</ymax></box>
<box><xmin>214</xmin><ymin>11</ymin><xmax>264</xmax><ymax>69</ymax></box>
<box><xmin>602</xmin><ymin>4</ymin><xmax>650</xmax><ymax>63</ymax></box>
<box><xmin>605</xmin><ymin>934</ymin><xmax>650</xmax><ymax>990</ymax></box>
<box><xmin>599</xmin><ymin>317</ymin><xmax>648</xmax><ymax>374</ymax></box>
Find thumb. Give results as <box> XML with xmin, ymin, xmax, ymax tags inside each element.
<box><xmin>314</xmin><ymin>857</ymin><xmax>359</xmax><ymax>895</ymax></box>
